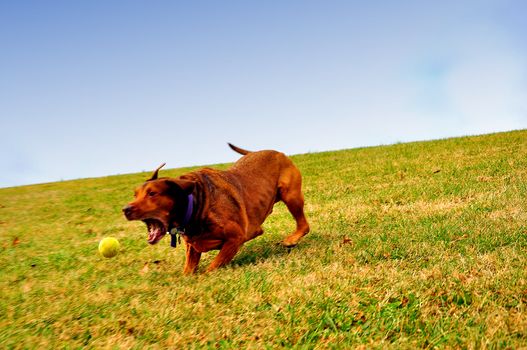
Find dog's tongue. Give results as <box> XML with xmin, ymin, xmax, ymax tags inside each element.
<box><xmin>147</xmin><ymin>229</ymin><xmax>158</xmax><ymax>243</ymax></box>
<box><xmin>147</xmin><ymin>221</ymin><xmax>165</xmax><ymax>244</ymax></box>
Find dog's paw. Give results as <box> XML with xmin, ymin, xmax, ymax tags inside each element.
<box><xmin>281</xmin><ymin>238</ymin><xmax>299</xmax><ymax>248</ymax></box>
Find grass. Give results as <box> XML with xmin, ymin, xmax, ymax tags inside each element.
<box><xmin>1</xmin><ymin>130</ymin><xmax>527</xmax><ymax>349</ymax></box>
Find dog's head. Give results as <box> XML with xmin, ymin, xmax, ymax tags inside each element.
<box><xmin>123</xmin><ymin>163</ymin><xmax>194</xmax><ymax>244</ymax></box>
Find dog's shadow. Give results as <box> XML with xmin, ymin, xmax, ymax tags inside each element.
<box><xmin>230</xmin><ymin>234</ymin><xmax>315</xmax><ymax>268</ymax></box>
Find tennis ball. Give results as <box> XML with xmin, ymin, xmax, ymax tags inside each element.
<box><xmin>98</xmin><ymin>237</ymin><xmax>120</xmax><ymax>258</ymax></box>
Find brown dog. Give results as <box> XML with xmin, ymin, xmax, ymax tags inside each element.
<box><xmin>123</xmin><ymin>144</ymin><xmax>310</xmax><ymax>273</ymax></box>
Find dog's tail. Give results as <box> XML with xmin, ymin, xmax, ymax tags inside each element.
<box><xmin>228</xmin><ymin>143</ymin><xmax>251</xmax><ymax>155</ymax></box>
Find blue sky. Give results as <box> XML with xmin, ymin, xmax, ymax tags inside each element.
<box><xmin>1</xmin><ymin>0</ymin><xmax>526</xmax><ymax>188</ymax></box>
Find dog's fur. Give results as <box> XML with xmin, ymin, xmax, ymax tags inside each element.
<box><xmin>123</xmin><ymin>144</ymin><xmax>310</xmax><ymax>273</ymax></box>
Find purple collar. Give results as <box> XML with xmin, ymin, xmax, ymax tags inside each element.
<box><xmin>169</xmin><ymin>194</ymin><xmax>194</xmax><ymax>248</ymax></box>
<box><xmin>182</xmin><ymin>193</ymin><xmax>194</xmax><ymax>227</ymax></box>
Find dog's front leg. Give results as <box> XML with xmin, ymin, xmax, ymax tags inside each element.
<box><xmin>183</xmin><ymin>243</ymin><xmax>202</xmax><ymax>274</ymax></box>
<box><xmin>206</xmin><ymin>239</ymin><xmax>243</xmax><ymax>272</ymax></box>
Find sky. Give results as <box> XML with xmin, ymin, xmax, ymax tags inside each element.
<box><xmin>1</xmin><ymin>0</ymin><xmax>526</xmax><ymax>188</ymax></box>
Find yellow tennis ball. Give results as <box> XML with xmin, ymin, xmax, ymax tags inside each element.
<box><xmin>98</xmin><ymin>237</ymin><xmax>120</xmax><ymax>258</ymax></box>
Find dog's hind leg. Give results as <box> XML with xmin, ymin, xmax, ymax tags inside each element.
<box><xmin>279</xmin><ymin>166</ymin><xmax>310</xmax><ymax>247</ymax></box>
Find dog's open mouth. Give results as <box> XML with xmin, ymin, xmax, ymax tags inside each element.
<box><xmin>143</xmin><ymin>219</ymin><xmax>167</xmax><ymax>244</ymax></box>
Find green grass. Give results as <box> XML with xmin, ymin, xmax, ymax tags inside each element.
<box><xmin>1</xmin><ymin>130</ymin><xmax>527</xmax><ymax>349</ymax></box>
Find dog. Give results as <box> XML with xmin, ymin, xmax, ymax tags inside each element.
<box><xmin>122</xmin><ymin>144</ymin><xmax>310</xmax><ymax>273</ymax></box>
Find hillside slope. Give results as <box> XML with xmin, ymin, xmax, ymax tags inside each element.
<box><xmin>1</xmin><ymin>130</ymin><xmax>526</xmax><ymax>348</ymax></box>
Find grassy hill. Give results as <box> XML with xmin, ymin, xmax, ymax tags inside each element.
<box><xmin>1</xmin><ymin>130</ymin><xmax>527</xmax><ymax>349</ymax></box>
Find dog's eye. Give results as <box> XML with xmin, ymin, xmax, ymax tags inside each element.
<box><xmin>148</xmin><ymin>191</ymin><xmax>157</xmax><ymax>197</ymax></box>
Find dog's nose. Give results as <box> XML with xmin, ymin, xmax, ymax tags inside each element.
<box><xmin>122</xmin><ymin>204</ymin><xmax>134</xmax><ymax>218</ymax></box>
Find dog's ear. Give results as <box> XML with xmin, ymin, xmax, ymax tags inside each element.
<box><xmin>148</xmin><ymin>163</ymin><xmax>166</xmax><ymax>181</ymax></box>
<box><xmin>164</xmin><ymin>178</ymin><xmax>195</xmax><ymax>195</ymax></box>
